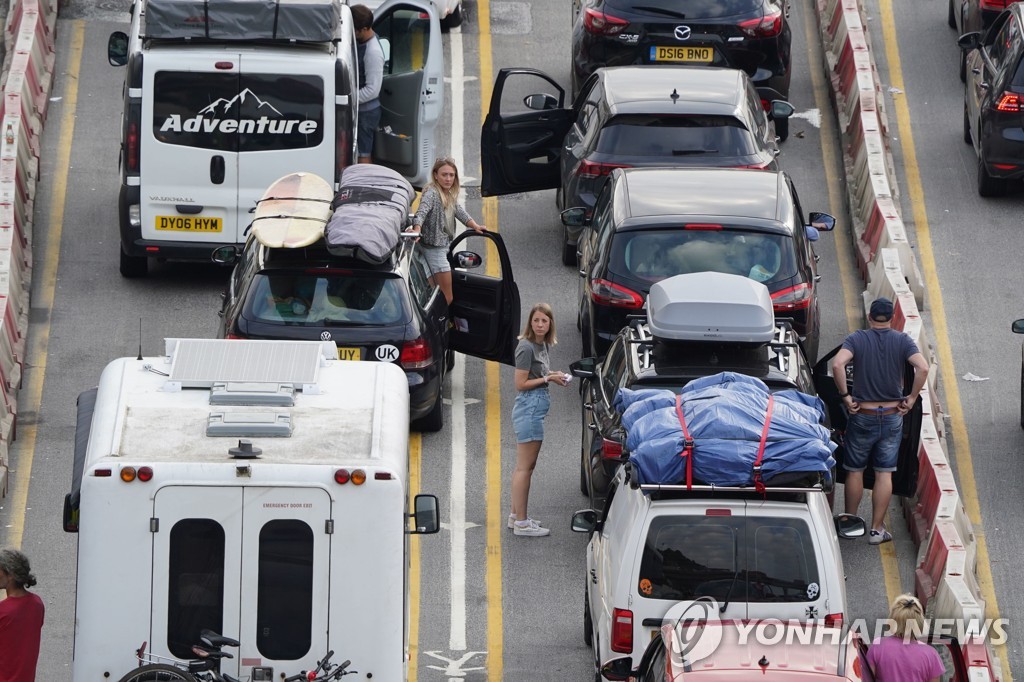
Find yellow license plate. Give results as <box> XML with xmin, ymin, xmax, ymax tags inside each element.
<box><xmin>650</xmin><ymin>46</ymin><xmax>714</xmax><ymax>62</ymax></box>
<box><xmin>336</xmin><ymin>346</ymin><xmax>361</xmax><ymax>361</ymax></box>
<box><xmin>155</xmin><ymin>215</ymin><xmax>223</xmax><ymax>232</ymax></box>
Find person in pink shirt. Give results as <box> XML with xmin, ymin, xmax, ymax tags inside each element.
<box><xmin>867</xmin><ymin>593</ymin><xmax>946</xmax><ymax>682</ymax></box>
<box><xmin>0</xmin><ymin>549</ymin><xmax>44</xmax><ymax>682</ymax></box>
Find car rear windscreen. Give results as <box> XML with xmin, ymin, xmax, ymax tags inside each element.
<box><xmin>153</xmin><ymin>72</ymin><xmax>325</xmax><ymax>151</ymax></box>
<box><xmin>596</xmin><ymin>115</ymin><xmax>758</xmax><ymax>158</ymax></box>
<box><xmin>246</xmin><ymin>272</ymin><xmax>409</xmax><ymax>326</ymax></box>
<box><xmin>637</xmin><ymin>515</ymin><xmax>820</xmax><ymax>602</ymax></box>
<box><xmin>611</xmin><ymin>229</ymin><xmax>797</xmax><ymax>285</ymax></box>
<box><xmin>611</xmin><ymin>0</ymin><xmax>763</xmax><ymax>19</ymax></box>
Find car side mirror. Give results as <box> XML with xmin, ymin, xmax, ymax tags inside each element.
<box><xmin>834</xmin><ymin>513</ymin><xmax>867</xmax><ymax>538</ymax></box>
<box><xmin>571</xmin><ymin>509</ymin><xmax>598</xmax><ymax>533</ymax></box>
<box><xmin>958</xmin><ymin>31</ymin><xmax>981</xmax><ymax>51</ymax></box>
<box><xmin>410</xmin><ymin>494</ymin><xmax>440</xmax><ymax>534</ymax></box>
<box><xmin>599</xmin><ymin>657</ymin><xmax>634</xmax><ymax>681</ymax></box>
<box><xmin>453</xmin><ymin>250</ymin><xmax>482</xmax><ymax>269</ymax></box>
<box><xmin>770</xmin><ymin>100</ymin><xmax>795</xmax><ymax>120</ymax></box>
<box><xmin>570</xmin><ymin>357</ymin><xmax>597</xmax><ymax>379</ymax></box>
<box><xmin>108</xmin><ymin>31</ymin><xmax>129</xmax><ymax>66</ymax></box>
<box><xmin>211</xmin><ymin>245</ymin><xmax>240</xmax><ymax>264</ymax></box>
<box><xmin>524</xmin><ymin>93</ymin><xmax>559</xmax><ymax>111</ymax></box>
<box><xmin>808</xmin><ymin>212</ymin><xmax>836</xmax><ymax>232</ymax></box>
<box><xmin>1012</xmin><ymin>319</ymin><xmax>1024</xmax><ymax>334</ymax></box>
<box><xmin>561</xmin><ymin>207</ymin><xmax>589</xmax><ymax>228</ymax></box>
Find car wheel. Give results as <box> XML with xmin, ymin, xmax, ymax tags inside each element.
<box><xmin>440</xmin><ymin>2</ymin><xmax>462</xmax><ymax>30</ymax></box>
<box><xmin>583</xmin><ymin>586</ymin><xmax>594</xmax><ymax>646</ymax></box>
<box><xmin>978</xmin><ymin>148</ymin><xmax>1008</xmax><ymax>197</ymax></box>
<box><xmin>959</xmin><ymin>49</ymin><xmax>967</xmax><ymax>83</ymax></box>
<box><xmin>963</xmin><ymin>100</ymin><xmax>973</xmax><ymax>145</ymax></box>
<box><xmin>562</xmin><ymin>222</ymin><xmax>578</xmax><ymax>266</ymax></box>
<box><xmin>948</xmin><ymin>0</ymin><xmax>956</xmax><ymax>28</ymax></box>
<box><xmin>445</xmin><ymin>346</ymin><xmax>455</xmax><ymax>373</ymax></box>
<box><xmin>119</xmin><ymin>248</ymin><xmax>148</xmax><ymax>278</ymax></box>
<box><xmin>412</xmin><ymin>392</ymin><xmax>444</xmax><ymax>432</ymax></box>
<box><xmin>774</xmin><ymin>116</ymin><xmax>789</xmax><ymax>143</ymax></box>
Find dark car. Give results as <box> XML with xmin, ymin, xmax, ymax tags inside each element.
<box><xmin>213</xmin><ymin>231</ymin><xmax>520</xmax><ymax>432</ymax></box>
<box><xmin>1014</xmin><ymin>318</ymin><xmax>1024</xmax><ymax>428</ymax></box>
<box><xmin>570</xmin><ymin>316</ymin><xmax>817</xmax><ymax>509</ymax></box>
<box><xmin>480</xmin><ymin>66</ymin><xmax>794</xmax><ymax>265</ymax></box>
<box><xmin>569</xmin><ymin>0</ymin><xmax>792</xmax><ymax>100</ymax></box>
<box><xmin>570</xmin><ymin>167</ymin><xmax>834</xmax><ymax>361</ymax></box>
<box><xmin>960</xmin><ymin>5</ymin><xmax>1024</xmax><ymax>196</ymax></box>
<box><xmin>950</xmin><ymin>0</ymin><xmax>1012</xmax><ymax>79</ymax></box>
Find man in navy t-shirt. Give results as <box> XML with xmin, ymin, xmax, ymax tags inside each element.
<box><xmin>831</xmin><ymin>297</ymin><xmax>929</xmax><ymax>545</ymax></box>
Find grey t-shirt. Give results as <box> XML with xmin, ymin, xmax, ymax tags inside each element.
<box><xmin>841</xmin><ymin>327</ymin><xmax>919</xmax><ymax>402</ymax></box>
<box><xmin>514</xmin><ymin>338</ymin><xmax>550</xmax><ymax>384</ymax></box>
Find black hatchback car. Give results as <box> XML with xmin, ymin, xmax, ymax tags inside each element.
<box><xmin>480</xmin><ymin>66</ymin><xmax>794</xmax><ymax>265</ymax></box>
<box><xmin>569</xmin><ymin>0</ymin><xmax>792</xmax><ymax>98</ymax></box>
<box><xmin>570</xmin><ymin>167</ymin><xmax>834</xmax><ymax>361</ymax></box>
<box><xmin>960</xmin><ymin>4</ymin><xmax>1024</xmax><ymax>196</ymax></box>
<box><xmin>213</xmin><ymin>231</ymin><xmax>520</xmax><ymax>432</ymax></box>
<box><xmin>570</xmin><ymin>317</ymin><xmax>817</xmax><ymax>509</ymax></box>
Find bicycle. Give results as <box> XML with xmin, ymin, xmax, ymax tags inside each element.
<box><xmin>116</xmin><ymin>630</ymin><xmax>242</xmax><ymax>682</ymax></box>
<box><xmin>284</xmin><ymin>650</ymin><xmax>358</xmax><ymax>682</ymax></box>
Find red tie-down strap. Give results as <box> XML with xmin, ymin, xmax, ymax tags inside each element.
<box><xmin>674</xmin><ymin>395</ymin><xmax>695</xmax><ymax>489</ymax></box>
<box><xmin>753</xmin><ymin>395</ymin><xmax>775</xmax><ymax>494</ymax></box>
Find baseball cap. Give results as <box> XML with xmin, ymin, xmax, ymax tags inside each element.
<box><xmin>870</xmin><ymin>297</ymin><xmax>894</xmax><ymax>321</ymax></box>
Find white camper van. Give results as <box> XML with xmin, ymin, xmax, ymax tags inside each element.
<box><xmin>107</xmin><ymin>0</ymin><xmax>444</xmax><ymax>277</ymax></box>
<box><xmin>63</xmin><ymin>339</ymin><xmax>438</xmax><ymax>682</ymax></box>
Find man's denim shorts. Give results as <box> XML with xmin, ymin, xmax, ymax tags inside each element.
<box><xmin>842</xmin><ymin>412</ymin><xmax>902</xmax><ymax>473</ymax></box>
<box><xmin>512</xmin><ymin>387</ymin><xmax>550</xmax><ymax>443</ymax></box>
<box><xmin>358</xmin><ymin>106</ymin><xmax>382</xmax><ymax>157</ymax></box>
<box><xmin>421</xmin><ymin>245</ymin><xmax>451</xmax><ymax>275</ymax></box>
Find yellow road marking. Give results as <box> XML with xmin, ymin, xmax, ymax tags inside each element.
<box><xmin>5</xmin><ymin>20</ymin><xmax>85</xmax><ymax>550</ymax></box>
<box><xmin>409</xmin><ymin>433</ymin><xmax>422</xmax><ymax>680</ymax></box>
<box><xmin>877</xmin><ymin>1</ymin><xmax>1010</xmax><ymax>678</ymax></box>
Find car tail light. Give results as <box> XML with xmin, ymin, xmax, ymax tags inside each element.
<box><xmin>600</xmin><ymin>438</ymin><xmax>623</xmax><ymax>459</ymax></box>
<box><xmin>126</xmin><ymin>119</ymin><xmax>140</xmax><ymax>174</ymax></box>
<box><xmin>611</xmin><ymin>608</ymin><xmax>634</xmax><ymax>653</ymax></box>
<box><xmin>400</xmin><ymin>338</ymin><xmax>433</xmax><ymax>369</ymax></box>
<box><xmin>739</xmin><ymin>8</ymin><xmax>783</xmax><ymax>37</ymax></box>
<box><xmin>576</xmin><ymin>160</ymin><xmax>630</xmax><ymax>178</ymax></box>
<box><xmin>582</xmin><ymin>7</ymin><xmax>629</xmax><ymax>35</ymax></box>
<box><xmin>994</xmin><ymin>92</ymin><xmax>1022</xmax><ymax>112</ymax></box>
<box><xmin>771</xmin><ymin>282</ymin><xmax>811</xmax><ymax>311</ymax></box>
<box><xmin>589</xmin><ymin>279</ymin><xmax>644</xmax><ymax>309</ymax></box>
<box><xmin>980</xmin><ymin>0</ymin><xmax>1010</xmax><ymax>10</ymax></box>
<box><xmin>224</xmin><ymin>333</ymin><xmax>245</xmax><ymax>340</ymax></box>
<box><xmin>684</xmin><ymin>223</ymin><xmax>723</xmax><ymax>230</ymax></box>
<box><xmin>734</xmin><ymin>161</ymin><xmax>773</xmax><ymax>170</ymax></box>
<box><xmin>993</xmin><ymin>163</ymin><xmax>1020</xmax><ymax>170</ymax></box>
<box><xmin>706</xmin><ymin>509</ymin><xmax>732</xmax><ymax>516</ymax></box>
<box><xmin>824</xmin><ymin>613</ymin><xmax>843</xmax><ymax>628</ymax></box>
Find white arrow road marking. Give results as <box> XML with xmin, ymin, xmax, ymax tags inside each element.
<box><xmin>423</xmin><ymin>651</ymin><xmax>487</xmax><ymax>676</ymax></box>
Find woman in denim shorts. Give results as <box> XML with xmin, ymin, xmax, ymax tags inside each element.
<box><xmin>509</xmin><ymin>303</ymin><xmax>570</xmax><ymax>537</ymax></box>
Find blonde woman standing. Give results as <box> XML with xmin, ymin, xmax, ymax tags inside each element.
<box><xmin>867</xmin><ymin>594</ymin><xmax>945</xmax><ymax>681</ymax></box>
<box><xmin>412</xmin><ymin>157</ymin><xmax>487</xmax><ymax>304</ymax></box>
<box><xmin>509</xmin><ymin>303</ymin><xmax>569</xmax><ymax>537</ymax></box>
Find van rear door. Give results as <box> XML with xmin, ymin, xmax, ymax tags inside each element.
<box><xmin>371</xmin><ymin>0</ymin><xmax>443</xmax><ymax>187</ymax></box>
<box><xmin>144</xmin><ymin>55</ymin><xmax>243</xmax><ymax>245</ymax></box>
<box><xmin>151</xmin><ymin>486</ymin><xmax>332</xmax><ymax>679</ymax></box>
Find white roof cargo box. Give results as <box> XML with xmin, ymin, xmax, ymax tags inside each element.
<box><xmin>646</xmin><ymin>272</ymin><xmax>775</xmax><ymax>343</ymax></box>
<box><xmin>144</xmin><ymin>0</ymin><xmax>341</xmax><ymax>42</ymax></box>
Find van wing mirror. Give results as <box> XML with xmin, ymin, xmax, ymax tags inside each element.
<box><xmin>570</xmin><ymin>357</ymin><xmax>597</xmax><ymax>379</ymax></box>
<box><xmin>1012</xmin><ymin>319</ymin><xmax>1024</xmax><ymax>334</ymax></box>
<box><xmin>410</xmin><ymin>494</ymin><xmax>440</xmax><ymax>534</ymax></box>
<box><xmin>571</xmin><ymin>509</ymin><xmax>598</xmax><ymax>533</ymax></box>
<box><xmin>957</xmin><ymin>31</ymin><xmax>981</xmax><ymax>52</ymax></box>
<box><xmin>561</xmin><ymin>207</ymin><xmax>589</xmax><ymax>228</ymax></box>
<box><xmin>834</xmin><ymin>513</ymin><xmax>866</xmax><ymax>538</ymax></box>
<box><xmin>108</xmin><ymin>31</ymin><xmax>129</xmax><ymax>67</ymax></box>
<box><xmin>600</xmin><ymin>656</ymin><xmax>634</xmax><ymax>680</ymax></box>
<box><xmin>808</xmin><ymin>211</ymin><xmax>836</xmax><ymax>232</ymax></box>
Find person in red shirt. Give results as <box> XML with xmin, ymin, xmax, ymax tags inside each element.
<box><xmin>0</xmin><ymin>549</ymin><xmax>44</xmax><ymax>682</ymax></box>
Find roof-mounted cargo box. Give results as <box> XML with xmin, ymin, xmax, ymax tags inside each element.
<box><xmin>646</xmin><ymin>272</ymin><xmax>775</xmax><ymax>345</ymax></box>
<box><xmin>144</xmin><ymin>0</ymin><xmax>341</xmax><ymax>42</ymax></box>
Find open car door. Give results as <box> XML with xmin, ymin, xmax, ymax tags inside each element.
<box><xmin>813</xmin><ymin>345</ymin><xmax>922</xmax><ymax>497</ymax></box>
<box><xmin>481</xmin><ymin>68</ymin><xmax>574</xmax><ymax>196</ymax></box>
<box><xmin>447</xmin><ymin>231</ymin><xmax>520</xmax><ymax>365</ymax></box>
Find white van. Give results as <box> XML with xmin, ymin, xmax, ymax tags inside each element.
<box><xmin>107</xmin><ymin>0</ymin><xmax>444</xmax><ymax>277</ymax></box>
<box><xmin>63</xmin><ymin>339</ymin><xmax>438</xmax><ymax>682</ymax></box>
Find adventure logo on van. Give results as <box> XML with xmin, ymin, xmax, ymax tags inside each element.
<box><xmin>153</xmin><ymin>73</ymin><xmax>325</xmax><ymax>151</ymax></box>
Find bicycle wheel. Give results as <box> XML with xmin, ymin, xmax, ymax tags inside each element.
<box><xmin>116</xmin><ymin>664</ymin><xmax>198</xmax><ymax>682</ymax></box>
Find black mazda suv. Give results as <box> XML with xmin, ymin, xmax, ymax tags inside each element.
<box><xmin>570</xmin><ymin>0</ymin><xmax>792</xmax><ymax>98</ymax></box>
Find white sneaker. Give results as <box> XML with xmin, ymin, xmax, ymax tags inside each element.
<box><xmin>513</xmin><ymin>519</ymin><xmax>550</xmax><ymax>537</ymax></box>
<box><xmin>508</xmin><ymin>514</ymin><xmax>542</xmax><ymax>529</ymax></box>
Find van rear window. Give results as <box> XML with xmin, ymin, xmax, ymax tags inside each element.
<box><xmin>257</xmin><ymin>520</ymin><xmax>314</xmax><ymax>660</ymax></box>
<box><xmin>153</xmin><ymin>72</ymin><xmax>325</xmax><ymax>151</ymax></box>
<box><xmin>638</xmin><ymin>515</ymin><xmax>820</xmax><ymax>603</ymax></box>
<box><xmin>167</xmin><ymin>519</ymin><xmax>226</xmax><ymax>659</ymax></box>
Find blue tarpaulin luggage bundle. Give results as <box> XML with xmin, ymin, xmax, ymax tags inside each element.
<box><xmin>616</xmin><ymin>372</ymin><xmax>836</xmax><ymax>488</ymax></box>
